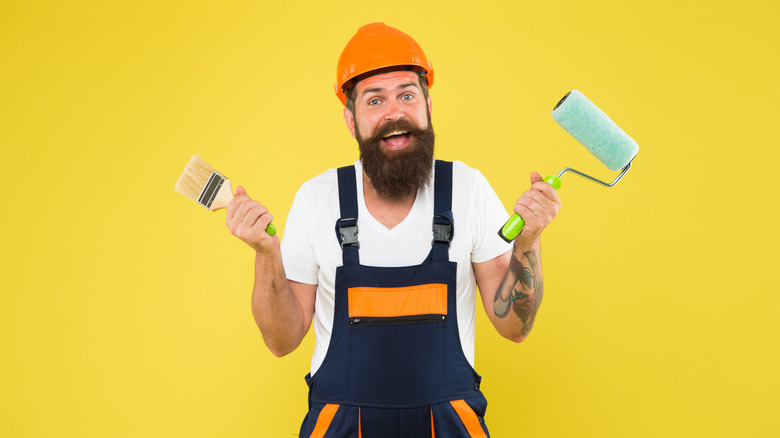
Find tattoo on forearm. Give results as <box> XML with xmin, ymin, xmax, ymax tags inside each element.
<box><xmin>493</xmin><ymin>250</ymin><xmax>544</xmax><ymax>336</ymax></box>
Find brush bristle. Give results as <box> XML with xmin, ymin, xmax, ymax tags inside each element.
<box><xmin>174</xmin><ymin>155</ymin><xmax>217</xmax><ymax>201</ymax></box>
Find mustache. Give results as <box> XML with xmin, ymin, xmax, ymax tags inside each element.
<box><xmin>360</xmin><ymin>118</ymin><xmax>428</xmax><ymax>144</ymax></box>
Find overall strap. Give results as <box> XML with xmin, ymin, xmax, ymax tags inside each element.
<box><xmin>336</xmin><ymin>165</ymin><xmax>360</xmax><ymax>266</ymax></box>
<box><xmin>432</xmin><ymin>160</ymin><xmax>454</xmax><ymax>262</ymax></box>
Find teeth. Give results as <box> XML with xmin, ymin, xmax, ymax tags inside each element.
<box><xmin>383</xmin><ymin>130</ymin><xmax>408</xmax><ymax>138</ymax></box>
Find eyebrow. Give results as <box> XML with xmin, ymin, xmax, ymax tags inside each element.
<box><xmin>360</xmin><ymin>82</ymin><xmax>420</xmax><ymax>97</ymax></box>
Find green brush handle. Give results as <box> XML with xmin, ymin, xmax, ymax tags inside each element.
<box><xmin>498</xmin><ymin>175</ymin><xmax>561</xmax><ymax>243</ymax></box>
<box><xmin>265</xmin><ymin>223</ymin><xmax>277</xmax><ymax>236</ymax></box>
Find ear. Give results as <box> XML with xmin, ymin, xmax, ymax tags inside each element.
<box><xmin>427</xmin><ymin>95</ymin><xmax>433</xmax><ymax>115</ymax></box>
<box><xmin>344</xmin><ymin>106</ymin><xmax>356</xmax><ymax>138</ymax></box>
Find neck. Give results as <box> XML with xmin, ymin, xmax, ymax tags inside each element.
<box><xmin>362</xmin><ymin>170</ymin><xmax>416</xmax><ymax>230</ymax></box>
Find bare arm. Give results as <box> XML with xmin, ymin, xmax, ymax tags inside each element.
<box><xmin>227</xmin><ymin>186</ymin><xmax>316</xmax><ymax>357</ymax></box>
<box><xmin>250</xmin><ymin>250</ymin><xmax>316</xmax><ymax>357</ymax></box>
<box><xmin>475</xmin><ymin>172</ymin><xmax>560</xmax><ymax>342</ymax></box>
<box><xmin>475</xmin><ymin>241</ymin><xmax>543</xmax><ymax>342</ymax></box>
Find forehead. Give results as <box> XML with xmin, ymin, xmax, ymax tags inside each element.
<box><xmin>354</xmin><ymin>70</ymin><xmax>422</xmax><ymax>96</ymax></box>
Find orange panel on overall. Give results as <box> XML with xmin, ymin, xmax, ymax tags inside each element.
<box><xmin>348</xmin><ymin>284</ymin><xmax>448</xmax><ymax>318</ymax></box>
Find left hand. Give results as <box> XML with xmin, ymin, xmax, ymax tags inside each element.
<box><xmin>513</xmin><ymin>172</ymin><xmax>561</xmax><ymax>246</ymax></box>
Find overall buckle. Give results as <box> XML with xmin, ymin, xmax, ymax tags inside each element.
<box><xmin>337</xmin><ymin>217</ymin><xmax>360</xmax><ymax>249</ymax></box>
<box><xmin>432</xmin><ymin>215</ymin><xmax>453</xmax><ymax>247</ymax></box>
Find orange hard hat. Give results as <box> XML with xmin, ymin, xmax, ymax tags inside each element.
<box><xmin>335</xmin><ymin>22</ymin><xmax>434</xmax><ymax>105</ymax></box>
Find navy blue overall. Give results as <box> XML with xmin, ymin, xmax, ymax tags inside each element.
<box><xmin>298</xmin><ymin>161</ymin><xmax>490</xmax><ymax>438</ymax></box>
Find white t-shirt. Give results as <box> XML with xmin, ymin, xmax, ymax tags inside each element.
<box><xmin>281</xmin><ymin>160</ymin><xmax>512</xmax><ymax>375</ymax></box>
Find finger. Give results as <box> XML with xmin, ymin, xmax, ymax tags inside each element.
<box><xmin>518</xmin><ymin>190</ymin><xmax>547</xmax><ymax>212</ymax></box>
<box><xmin>518</xmin><ymin>188</ymin><xmax>560</xmax><ymax>220</ymax></box>
<box><xmin>256</xmin><ymin>212</ymin><xmax>274</xmax><ymax>233</ymax></box>
<box><xmin>236</xmin><ymin>199</ymin><xmax>263</xmax><ymax>225</ymax></box>
<box><xmin>515</xmin><ymin>190</ymin><xmax>545</xmax><ymax>215</ymax></box>
<box><xmin>240</xmin><ymin>211</ymin><xmax>275</xmax><ymax>243</ymax></box>
<box><xmin>240</xmin><ymin>204</ymin><xmax>269</xmax><ymax>230</ymax></box>
<box><xmin>227</xmin><ymin>188</ymin><xmax>251</xmax><ymax>222</ymax></box>
<box><xmin>513</xmin><ymin>201</ymin><xmax>536</xmax><ymax>219</ymax></box>
<box><xmin>228</xmin><ymin>199</ymin><xmax>255</xmax><ymax>232</ymax></box>
<box><xmin>525</xmin><ymin>187</ymin><xmax>557</xmax><ymax>210</ymax></box>
<box><xmin>514</xmin><ymin>201</ymin><xmax>550</xmax><ymax>235</ymax></box>
<box><xmin>530</xmin><ymin>181</ymin><xmax>561</xmax><ymax>203</ymax></box>
<box><xmin>530</xmin><ymin>172</ymin><xmax>543</xmax><ymax>184</ymax></box>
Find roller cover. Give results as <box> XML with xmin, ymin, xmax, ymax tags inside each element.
<box><xmin>551</xmin><ymin>90</ymin><xmax>638</xmax><ymax>171</ymax></box>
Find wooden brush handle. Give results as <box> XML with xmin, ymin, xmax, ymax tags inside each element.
<box><xmin>208</xmin><ymin>179</ymin><xmax>234</xmax><ymax>211</ymax></box>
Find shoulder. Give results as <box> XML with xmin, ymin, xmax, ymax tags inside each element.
<box><xmin>450</xmin><ymin>160</ymin><xmax>487</xmax><ymax>180</ymax></box>
<box><xmin>297</xmin><ymin>161</ymin><xmax>361</xmax><ymax>193</ymax></box>
<box><xmin>299</xmin><ymin>167</ymin><xmax>339</xmax><ymax>191</ymax></box>
<box><xmin>293</xmin><ymin>167</ymin><xmax>340</xmax><ymax>203</ymax></box>
<box><xmin>448</xmin><ymin>160</ymin><xmax>507</xmax><ymax>225</ymax></box>
<box><xmin>450</xmin><ymin>160</ymin><xmax>493</xmax><ymax>194</ymax></box>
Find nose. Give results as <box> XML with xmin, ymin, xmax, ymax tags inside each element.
<box><xmin>384</xmin><ymin>99</ymin><xmax>405</xmax><ymax>122</ymax></box>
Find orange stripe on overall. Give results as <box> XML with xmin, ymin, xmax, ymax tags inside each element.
<box><xmin>348</xmin><ymin>284</ymin><xmax>448</xmax><ymax>318</ymax></box>
<box><xmin>309</xmin><ymin>404</ymin><xmax>339</xmax><ymax>438</ymax></box>
<box><xmin>450</xmin><ymin>400</ymin><xmax>487</xmax><ymax>438</ymax></box>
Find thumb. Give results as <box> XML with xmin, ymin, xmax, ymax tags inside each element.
<box><xmin>235</xmin><ymin>185</ymin><xmax>247</xmax><ymax>197</ymax></box>
<box><xmin>530</xmin><ymin>172</ymin><xmax>543</xmax><ymax>184</ymax></box>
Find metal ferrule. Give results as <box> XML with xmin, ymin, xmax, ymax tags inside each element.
<box><xmin>197</xmin><ymin>171</ymin><xmax>225</xmax><ymax>209</ymax></box>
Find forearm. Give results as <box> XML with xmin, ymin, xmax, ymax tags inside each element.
<box><xmin>250</xmin><ymin>248</ymin><xmax>307</xmax><ymax>357</ymax></box>
<box><xmin>492</xmin><ymin>238</ymin><xmax>544</xmax><ymax>342</ymax></box>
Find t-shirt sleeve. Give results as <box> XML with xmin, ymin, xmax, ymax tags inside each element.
<box><xmin>280</xmin><ymin>184</ymin><xmax>319</xmax><ymax>285</ymax></box>
<box><xmin>470</xmin><ymin>169</ymin><xmax>513</xmax><ymax>264</ymax></box>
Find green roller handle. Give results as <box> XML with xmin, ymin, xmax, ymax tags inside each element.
<box><xmin>265</xmin><ymin>223</ymin><xmax>277</xmax><ymax>236</ymax></box>
<box><xmin>498</xmin><ymin>175</ymin><xmax>561</xmax><ymax>243</ymax></box>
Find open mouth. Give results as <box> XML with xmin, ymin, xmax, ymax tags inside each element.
<box><xmin>381</xmin><ymin>130</ymin><xmax>411</xmax><ymax>150</ymax></box>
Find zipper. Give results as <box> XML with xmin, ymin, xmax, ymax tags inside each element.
<box><xmin>350</xmin><ymin>314</ymin><xmax>447</xmax><ymax>326</ymax></box>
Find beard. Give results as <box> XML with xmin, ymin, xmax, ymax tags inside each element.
<box><xmin>356</xmin><ymin>115</ymin><xmax>435</xmax><ymax>200</ymax></box>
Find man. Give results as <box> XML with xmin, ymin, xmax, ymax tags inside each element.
<box><xmin>226</xmin><ymin>23</ymin><xmax>560</xmax><ymax>438</ymax></box>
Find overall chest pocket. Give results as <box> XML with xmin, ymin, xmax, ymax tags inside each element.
<box><xmin>347</xmin><ymin>284</ymin><xmax>449</xmax><ymax>406</ymax></box>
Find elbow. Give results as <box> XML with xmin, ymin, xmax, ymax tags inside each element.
<box><xmin>262</xmin><ymin>335</ymin><xmax>299</xmax><ymax>358</ymax></box>
<box><xmin>266</xmin><ymin>340</ymin><xmax>296</xmax><ymax>358</ymax></box>
<box><xmin>502</xmin><ymin>325</ymin><xmax>531</xmax><ymax>343</ymax></box>
<box><xmin>269</xmin><ymin>346</ymin><xmax>293</xmax><ymax>358</ymax></box>
<box><xmin>493</xmin><ymin>320</ymin><xmax>531</xmax><ymax>343</ymax></box>
<box><xmin>506</xmin><ymin>333</ymin><xmax>527</xmax><ymax>343</ymax></box>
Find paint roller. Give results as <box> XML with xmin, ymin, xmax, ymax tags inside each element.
<box><xmin>498</xmin><ymin>89</ymin><xmax>639</xmax><ymax>242</ymax></box>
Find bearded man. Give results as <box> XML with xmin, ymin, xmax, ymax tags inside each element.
<box><xmin>226</xmin><ymin>23</ymin><xmax>561</xmax><ymax>438</ymax></box>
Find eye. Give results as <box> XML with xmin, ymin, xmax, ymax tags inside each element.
<box><xmin>400</xmin><ymin>93</ymin><xmax>414</xmax><ymax>101</ymax></box>
<box><xmin>368</xmin><ymin>98</ymin><xmax>381</xmax><ymax>106</ymax></box>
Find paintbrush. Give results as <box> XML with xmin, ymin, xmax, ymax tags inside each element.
<box><xmin>174</xmin><ymin>154</ymin><xmax>277</xmax><ymax>235</ymax></box>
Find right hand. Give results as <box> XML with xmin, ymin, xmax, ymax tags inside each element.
<box><xmin>226</xmin><ymin>186</ymin><xmax>278</xmax><ymax>253</ymax></box>
<box><xmin>511</xmin><ymin>172</ymin><xmax>560</xmax><ymax>246</ymax></box>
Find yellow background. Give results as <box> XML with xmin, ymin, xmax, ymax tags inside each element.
<box><xmin>2</xmin><ymin>0</ymin><xmax>778</xmax><ymax>436</ymax></box>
